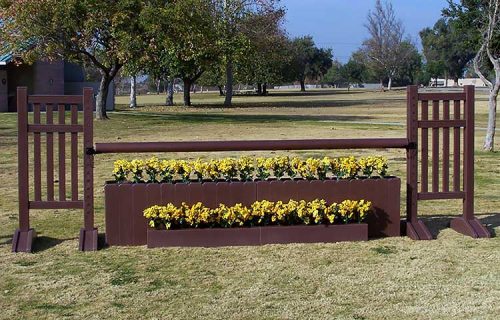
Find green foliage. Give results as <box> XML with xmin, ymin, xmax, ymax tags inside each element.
<box><xmin>420</xmin><ymin>18</ymin><xmax>476</xmax><ymax>82</ymax></box>
<box><xmin>0</xmin><ymin>0</ymin><xmax>149</xmax><ymax>118</ymax></box>
<box><xmin>287</xmin><ymin>36</ymin><xmax>333</xmax><ymax>87</ymax></box>
<box><xmin>0</xmin><ymin>0</ymin><xmax>146</xmax><ymax>72</ymax></box>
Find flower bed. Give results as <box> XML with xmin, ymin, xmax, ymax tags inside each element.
<box><xmin>104</xmin><ymin>156</ymin><xmax>400</xmax><ymax>246</ymax></box>
<box><xmin>112</xmin><ymin>155</ymin><xmax>388</xmax><ymax>183</ymax></box>
<box><xmin>145</xmin><ymin>199</ymin><xmax>370</xmax><ymax>247</ymax></box>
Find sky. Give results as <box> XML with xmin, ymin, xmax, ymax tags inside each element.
<box><xmin>284</xmin><ymin>0</ymin><xmax>449</xmax><ymax>62</ymax></box>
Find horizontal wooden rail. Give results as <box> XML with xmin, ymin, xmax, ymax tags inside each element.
<box><xmin>93</xmin><ymin>138</ymin><xmax>410</xmax><ymax>154</ymax></box>
<box><xmin>418</xmin><ymin>120</ymin><xmax>466</xmax><ymax>129</ymax></box>
<box><xmin>29</xmin><ymin>200</ymin><xmax>84</xmax><ymax>209</ymax></box>
<box><xmin>417</xmin><ymin>192</ymin><xmax>465</xmax><ymax>201</ymax></box>
<box><xmin>28</xmin><ymin>95</ymin><xmax>83</xmax><ymax>104</ymax></box>
<box><xmin>28</xmin><ymin>124</ymin><xmax>84</xmax><ymax>133</ymax></box>
<box><xmin>417</xmin><ymin>92</ymin><xmax>466</xmax><ymax>101</ymax></box>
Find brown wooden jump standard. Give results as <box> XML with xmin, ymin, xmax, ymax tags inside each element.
<box><xmin>12</xmin><ymin>85</ymin><xmax>490</xmax><ymax>252</ymax></box>
<box><xmin>12</xmin><ymin>87</ymin><xmax>98</xmax><ymax>252</ymax></box>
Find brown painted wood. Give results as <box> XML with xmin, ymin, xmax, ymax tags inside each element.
<box><xmin>58</xmin><ymin>104</ymin><xmax>66</xmax><ymax>201</ymax></box>
<box><xmin>147</xmin><ymin>223</ymin><xmax>368</xmax><ymax>248</ymax></box>
<box><xmin>417</xmin><ymin>191</ymin><xmax>465</xmax><ymax>200</ymax></box>
<box><xmin>417</xmin><ymin>92</ymin><xmax>466</xmax><ymax>101</ymax></box>
<box><xmin>406</xmin><ymin>86</ymin><xmax>419</xmax><ymax>224</ymax></box>
<box><xmin>46</xmin><ymin>104</ymin><xmax>54</xmax><ymax>201</ymax></box>
<box><xmin>463</xmin><ymin>86</ymin><xmax>474</xmax><ymax>220</ymax></box>
<box><xmin>28</xmin><ymin>124</ymin><xmax>83</xmax><ymax>133</ymax></box>
<box><xmin>453</xmin><ymin>100</ymin><xmax>461</xmax><ymax>192</ymax></box>
<box><xmin>432</xmin><ymin>100</ymin><xmax>439</xmax><ymax>193</ymax></box>
<box><xmin>442</xmin><ymin>101</ymin><xmax>450</xmax><ymax>192</ymax></box>
<box><xmin>29</xmin><ymin>200</ymin><xmax>83</xmax><ymax>209</ymax></box>
<box><xmin>17</xmin><ymin>88</ymin><xmax>30</xmax><ymax>232</ymax></box>
<box><xmin>94</xmin><ymin>138</ymin><xmax>410</xmax><ymax>154</ymax></box>
<box><xmin>83</xmin><ymin>88</ymin><xmax>94</xmax><ymax>231</ymax></box>
<box><xmin>420</xmin><ymin>100</ymin><xmax>429</xmax><ymax>193</ymax></box>
<box><xmin>33</xmin><ymin>103</ymin><xmax>42</xmax><ymax>201</ymax></box>
<box><xmin>70</xmin><ymin>105</ymin><xmax>78</xmax><ymax>201</ymax></box>
<box><xmin>417</xmin><ymin>120</ymin><xmax>466</xmax><ymax>128</ymax></box>
<box><xmin>104</xmin><ymin>178</ymin><xmax>401</xmax><ymax>246</ymax></box>
<box><xmin>28</xmin><ymin>95</ymin><xmax>82</xmax><ymax>104</ymax></box>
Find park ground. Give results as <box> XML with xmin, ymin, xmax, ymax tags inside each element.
<box><xmin>0</xmin><ymin>88</ymin><xmax>499</xmax><ymax>319</ymax></box>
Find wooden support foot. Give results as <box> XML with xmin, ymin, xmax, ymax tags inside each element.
<box><xmin>79</xmin><ymin>228</ymin><xmax>98</xmax><ymax>251</ymax></box>
<box><xmin>450</xmin><ymin>217</ymin><xmax>490</xmax><ymax>238</ymax></box>
<box><xmin>12</xmin><ymin>228</ymin><xmax>36</xmax><ymax>253</ymax></box>
<box><xmin>405</xmin><ymin>220</ymin><xmax>432</xmax><ymax>240</ymax></box>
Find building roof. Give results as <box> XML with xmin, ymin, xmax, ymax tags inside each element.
<box><xmin>0</xmin><ymin>45</ymin><xmax>13</xmax><ymax>65</ymax></box>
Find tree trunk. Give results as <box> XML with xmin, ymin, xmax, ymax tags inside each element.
<box><xmin>387</xmin><ymin>77</ymin><xmax>392</xmax><ymax>91</ymax></box>
<box><xmin>263</xmin><ymin>83</ymin><xmax>268</xmax><ymax>95</ymax></box>
<box><xmin>224</xmin><ymin>59</ymin><xmax>233</xmax><ymax>107</ymax></box>
<box><xmin>300</xmin><ymin>79</ymin><xmax>306</xmax><ymax>92</ymax></box>
<box><xmin>96</xmin><ymin>75</ymin><xmax>111</xmax><ymax>120</ymax></box>
<box><xmin>156</xmin><ymin>79</ymin><xmax>161</xmax><ymax>94</ymax></box>
<box><xmin>218</xmin><ymin>85</ymin><xmax>225</xmax><ymax>96</ymax></box>
<box><xmin>129</xmin><ymin>75</ymin><xmax>137</xmax><ymax>109</ymax></box>
<box><xmin>380</xmin><ymin>79</ymin><xmax>385</xmax><ymax>91</ymax></box>
<box><xmin>454</xmin><ymin>76</ymin><xmax>459</xmax><ymax>86</ymax></box>
<box><xmin>257</xmin><ymin>83</ymin><xmax>262</xmax><ymax>95</ymax></box>
<box><xmin>166</xmin><ymin>77</ymin><xmax>174</xmax><ymax>106</ymax></box>
<box><xmin>484</xmin><ymin>84</ymin><xmax>499</xmax><ymax>151</ymax></box>
<box><xmin>444</xmin><ymin>72</ymin><xmax>448</xmax><ymax>87</ymax></box>
<box><xmin>183</xmin><ymin>78</ymin><xmax>192</xmax><ymax>106</ymax></box>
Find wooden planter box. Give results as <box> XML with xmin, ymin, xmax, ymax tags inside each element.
<box><xmin>104</xmin><ymin>178</ymin><xmax>400</xmax><ymax>246</ymax></box>
<box><xmin>147</xmin><ymin>224</ymin><xmax>368</xmax><ymax>248</ymax></box>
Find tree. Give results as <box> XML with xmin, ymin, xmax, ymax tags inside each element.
<box><xmin>444</xmin><ymin>0</ymin><xmax>500</xmax><ymax>151</ymax></box>
<box><xmin>363</xmin><ymin>0</ymin><xmax>408</xmax><ymax>90</ymax></box>
<box><xmin>0</xmin><ymin>0</ymin><xmax>148</xmax><ymax>119</ymax></box>
<box><xmin>395</xmin><ymin>41</ymin><xmax>422</xmax><ymax>85</ymax></box>
<box><xmin>213</xmin><ymin>0</ymin><xmax>282</xmax><ymax>106</ymax></box>
<box><xmin>322</xmin><ymin>60</ymin><xmax>346</xmax><ymax>87</ymax></box>
<box><xmin>237</xmin><ymin>8</ymin><xmax>289</xmax><ymax>94</ymax></box>
<box><xmin>420</xmin><ymin>18</ymin><xmax>476</xmax><ymax>86</ymax></box>
<box><xmin>289</xmin><ymin>36</ymin><xmax>333</xmax><ymax>91</ymax></box>
<box><xmin>342</xmin><ymin>58</ymin><xmax>367</xmax><ymax>90</ymax></box>
<box><xmin>154</xmin><ymin>0</ymin><xmax>221</xmax><ymax>106</ymax></box>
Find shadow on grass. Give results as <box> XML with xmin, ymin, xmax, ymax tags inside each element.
<box><xmin>420</xmin><ymin>213</ymin><xmax>499</xmax><ymax>238</ymax></box>
<box><xmin>249</xmin><ymin>89</ymin><xmax>367</xmax><ymax>97</ymax></box>
<box><xmin>0</xmin><ymin>233</ymin><xmax>13</xmax><ymax>246</ymax></box>
<box><xmin>113</xmin><ymin>112</ymin><xmax>375</xmax><ymax>125</ymax></box>
<box><xmin>32</xmin><ymin>236</ymin><xmax>67</xmax><ymax>253</ymax></box>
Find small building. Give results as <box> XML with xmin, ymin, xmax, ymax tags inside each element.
<box><xmin>0</xmin><ymin>50</ymin><xmax>114</xmax><ymax>112</ymax></box>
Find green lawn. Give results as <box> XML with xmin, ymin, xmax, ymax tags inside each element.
<box><xmin>0</xmin><ymin>88</ymin><xmax>499</xmax><ymax>319</ymax></box>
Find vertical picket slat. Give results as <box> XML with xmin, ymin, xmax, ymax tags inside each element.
<box><xmin>58</xmin><ymin>104</ymin><xmax>66</xmax><ymax>201</ymax></box>
<box><xmin>453</xmin><ymin>100</ymin><xmax>461</xmax><ymax>192</ymax></box>
<box><xmin>420</xmin><ymin>100</ymin><xmax>429</xmax><ymax>193</ymax></box>
<box><xmin>442</xmin><ymin>100</ymin><xmax>450</xmax><ymax>192</ymax></box>
<box><xmin>432</xmin><ymin>100</ymin><xmax>439</xmax><ymax>192</ymax></box>
<box><xmin>71</xmin><ymin>105</ymin><xmax>79</xmax><ymax>201</ymax></box>
<box><xmin>46</xmin><ymin>104</ymin><xmax>54</xmax><ymax>201</ymax></box>
<box><xmin>33</xmin><ymin>103</ymin><xmax>42</xmax><ymax>201</ymax></box>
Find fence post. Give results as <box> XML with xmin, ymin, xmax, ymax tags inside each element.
<box><xmin>405</xmin><ymin>85</ymin><xmax>432</xmax><ymax>240</ymax></box>
<box><xmin>79</xmin><ymin>87</ymin><xmax>98</xmax><ymax>251</ymax></box>
<box><xmin>450</xmin><ymin>85</ymin><xmax>490</xmax><ymax>238</ymax></box>
<box><xmin>12</xmin><ymin>87</ymin><xmax>37</xmax><ymax>252</ymax></box>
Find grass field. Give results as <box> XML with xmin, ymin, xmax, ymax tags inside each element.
<box><xmin>0</xmin><ymin>88</ymin><xmax>499</xmax><ymax>319</ymax></box>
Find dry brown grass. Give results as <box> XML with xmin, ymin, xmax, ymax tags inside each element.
<box><xmin>0</xmin><ymin>88</ymin><xmax>499</xmax><ymax>319</ymax></box>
